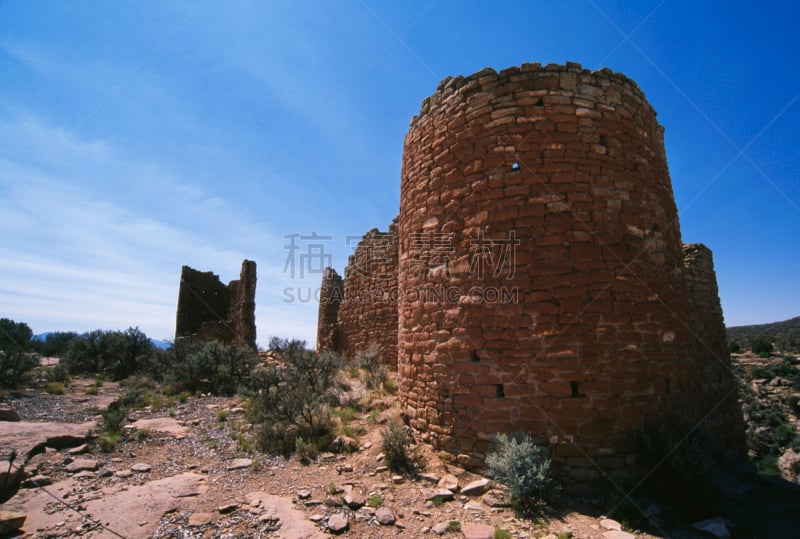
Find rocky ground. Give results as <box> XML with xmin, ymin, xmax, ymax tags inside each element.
<box><xmin>0</xmin><ymin>361</ymin><xmax>798</xmax><ymax>539</ymax></box>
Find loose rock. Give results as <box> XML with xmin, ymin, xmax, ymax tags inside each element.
<box><xmin>462</xmin><ymin>523</ymin><xmax>495</xmax><ymax>539</ymax></box>
<box><xmin>461</xmin><ymin>478</ymin><xmax>491</xmax><ymax>496</ymax></box>
<box><xmin>375</xmin><ymin>507</ymin><xmax>396</xmax><ymax>525</ymax></box>
<box><xmin>131</xmin><ymin>463</ymin><xmax>152</xmax><ymax>473</ymax></box>
<box><xmin>65</xmin><ymin>459</ymin><xmax>98</xmax><ymax>473</ymax></box>
<box><xmin>327</xmin><ymin>512</ymin><xmax>348</xmax><ymax>533</ymax></box>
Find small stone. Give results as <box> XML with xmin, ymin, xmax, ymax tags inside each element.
<box><xmin>375</xmin><ymin>466</ymin><xmax>388</xmax><ymax>473</ymax></box>
<box><xmin>360</xmin><ymin>441</ymin><xmax>372</xmax><ymax>451</ymax></box>
<box><xmin>65</xmin><ymin>459</ymin><xmax>98</xmax><ymax>473</ymax></box>
<box><xmin>226</xmin><ymin>458</ymin><xmax>252</xmax><ymax>471</ymax></box>
<box><xmin>419</xmin><ymin>472</ymin><xmax>439</xmax><ymax>483</ymax></box>
<box><xmin>426</xmin><ymin>488</ymin><xmax>455</xmax><ymax>501</ymax></box>
<box><xmin>375</xmin><ymin>452</ymin><xmax>385</xmax><ymax>461</ymax></box>
<box><xmin>461</xmin><ymin>478</ymin><xmax>491</xmax><ymax>496</ymax></box>
<box><xmin>481</xmin><ymin>489</ymin><xmax>510</xmax><ymax>507</ymax></box>
<box><xmin>22</xmin><ymin>475</ymin><xmax>52</xmax><ymax>488</ymax></box>
<box><xmin>375</xmin><ymin>507</ymin><xmax>396</xmax><ymax>525</ymax></box>
<box><xmin>187</xmin><ymin>513</ymin><xmax>213</xmax><ymax>527</ymax></box>
<box><xmin>68</xmin><ymin>444</ymin><xmax>89</xmax><ymax>455</ymax></box>
<box><xmin>437</xmin><ymin>473</ymin><xmax>459</xmax><ymax>491</ymax></box>
<box><xmin>327</xmin><ymin>513</ymin><xmax>348</xmax><ymax>533</ymax></box>
<box><xmin>217</xmin><ymin>503</ymin><xmax>239</xmax><ymax>514</ymax></box>
<box><xmin>324</xmin><ymin>496</ymin><xmax>343</xmax><ymax>507</ymax></box>
<box><xmin>0</xmin><ymin>511</ymin><xmax>26</xmax><ymax>535</ymax></box>
<box><xmin>600</xmin><ymin>518</ymin><xmax>622</xmax><ymax>531</ymax></box>
<box><xmin>303</xmin><ymin>499</ymin><xmax>323</xmax><ymax>507</ymax></box>
<box><xmin>462</xmin><ymin>523</ymin><xmax>495</xmax><ymax>539</ymax></box>
<box><xmin>131</xmin><ymin>463</ymin><xmax>151</xmax><ymax>473</ymax></box>
<box><xmin>692</xmin><ymin>517</ymin><xmax>731</xmax><ymax>539</ymax></box>
<box><xmin>297</xmin><ymin>489</ymin><xmax>312</xmax><ymax>500</ymax></box>
<box><xmin>344</xmin><ymin>491</ymin><xmax>365</xmax><ymax>509</ymax></box>
<box><xmin>309</xmin><ymin>513</ymin><xmax>325</xmax><ymax>522</ymax></box>
<box><xmin>328</xmin><ymin>435</ymin><xmax>358</xmax><ymax>453</ymax></box>
<box><xmin>392</xmin><ymin>475</ymin><xmax>403</xmax><ymax>484</ymax></box>
<box><xmin>98</xmin><ymin>468</ymin><xmax>113</xmax><ymax>478</ymax></box>
<box><xmin>602</xmin><ymin>532</ymin><xmax>634</xmax><ymax>539</ymax></box>
<box><xmin>73</xmin><ymin>471</ymin><xmax>95</xmax><ymax>479</ymax></box>
<box><xmin>432</xmin><ymin>521</ymin><xmax>449</xmax><ymax>535</ymax></box>
<box><xmin>116</xmin><ymin>470</ymin><xmax>132</xmax><ymax>478</ymax></box>
<box><xmin>336</xmin><ymin>463</ymin><xmax>353</xmax><ymax>473</ymax></box>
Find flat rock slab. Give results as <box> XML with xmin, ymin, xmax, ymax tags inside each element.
<box><xmin>0</xmin><ymin>421</ymin><xmax>94</xmax><ymax>459</ymax></box>
<box><xmin>603</xmin><ymin>531</ymin><xmax>636</xmax><ymax>539</ymax></box>
<box><xmin>8</xmin><ymin>472</ymin><xmax>208</xmax><ymax>538</ymax></box>
<box><xmin>461</xmin><ymin>478</ymin><xmax>491</xmax><ymax>496</ymax></box>
<box><xmin>462</xmin><ymin>523</ymin><xmax>495</xmax><ymax>539</ymax></box>
<box><xmin>0</xmin><ymin>511</ymin><xmax>26</xmax><ymax>535</ymax></box>
<box><xmin>245</xmin><ymin>492</ymin><xmax>326</xmax><ymax>539</ymax></box>
<box><xmin>227</xmin><ymin>458</ymin><xmax>252</xmax><ymax>471</ymax></box>
<box><xmin>132</xmin><ymin>417</ymin><xmax>190</xmax><ymax>437</ymax></box>
<box><xmin>65</xmin><ymin>458</ymin><xmax>98</xmax><ymax>473</ymax></box>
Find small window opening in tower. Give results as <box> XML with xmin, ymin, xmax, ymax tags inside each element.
<box><xmin>570</xmin><ymin>381</ymin><xmax>581</xmax><ymax>398</ymax></box>
<box><xmin>665</xmin><ymin>378</ymin><xmax>671</xmax><ymax>394</ymax></box>
<box><xmin>470</xmin><ymin>350</ymin><xmax>480</xmax><ymax>362</ymax></box>
<box><xmin>511</xmin><ymin>162</ymin><xmax>519</xmax><ymax>171</ymax></box>
<box><xmin>495</xmin><ymin>384</ymin><xmax>505</xmax><ymax>398</ymax></box>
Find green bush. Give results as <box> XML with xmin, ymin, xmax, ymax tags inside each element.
<box><xmin>63</xmin><ymin>327</ymin><xmax>160</xmax><ymax>380</ymax></box>
<box><xmin>773</xmin><ymin>423</ymin><xmax>796</xmax><ymax>448</ymax></box>
<box><xmin>751</xmin><ymin>336</ymin><xmax>774</xmax><ymax>356</ymax></box>
<box><xmin>245</xmin><ymin>339</ymin><xmax>342</xmax><ymax>456</ymax></box>
<box><xmin>486</xmin><ymin>433</ymin><xmax>552</xmax><ymax>514</ymax></box>
<box><xmin>729</xmin><ymin>341</ymin><xmax>741</xmax><ymax>353</ymax></box>
<box><xmin>381</xmin><ymin>420</ymin><xmax>418</xmax><ymax>474</ymax></box>
<box><xmin>356</xmin><ymin>345</ymin><xmax>386</xmax><ymax>390</ymax></box>
<box><xmin>295</xmin><ymin>436</ymin><xmax>318</xmax><ymax>464</ymax></box>
<box><xmin>0</xmin><ymin>350</ymin><xmax>39</xmax><ymax>389</ymax></box>
<box><xmin>45</xmin><ymin>381</ymin><xmax>65</xmax><ymax>395</ymax></box>
<box><xmin>169</xmin><ymin>340</ymin><xmax>257</xmax><ymax>396</ymax></box>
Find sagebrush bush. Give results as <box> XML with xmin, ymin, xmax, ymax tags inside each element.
<box><xmin>381</xmin><ymin>420</ymin><xmax>418</xmax><ymax>474</ymax></box>
<box><xmin>295</xmin><ymin>436</ymin><xmax>318</xmax><ymax>464</ymax></box>
<box><xmin>244</xmin><ymin>339</ymin><xmax>342</xmax><ymax>456</ymax></box>
<box><xmin>486</xmin><ymin>433</ymin><xmax>552</xmax><ymax>513</ymax></box>
<box><xmin>356</xmin><ymin>345</ymin><xmax>387</xmax><ymax>390</ymax></box>
<box><xmin>751</xmin><ymin>336</ymin><xmax>774</xmax><ymax>356</ymax></box>
<box><xmin>169</xmin><ymin>340</ymin><xmax>258</xmax><ymax>396</ymax></box>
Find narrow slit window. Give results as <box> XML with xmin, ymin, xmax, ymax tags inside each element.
<box><xmin>570</xmin><ymin>381</ymin><xmax>580</xmax><ymax>398</ymax></box>
<box><xmin>511</xmin><ymin>162</ymin><xmax>519</xmax><ymax>171</ymax></box>
<box><xmin>495</xmin><ymin>384</ymin><xmax>505</xmax><ymax>398</ymax></box>
<box><xmin>470</xmin><ymin>350</ymin><xmax>480</xmax><ymax>362</ymax></box>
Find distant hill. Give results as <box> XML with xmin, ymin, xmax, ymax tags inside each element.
<box><xmin>727</xmin><ymin>316</ymin><xmax>800</xmax><ymax>352</ymax></box>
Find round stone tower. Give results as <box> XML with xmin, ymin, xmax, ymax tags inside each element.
<box><xmin>397</xmin><ymin>62</ymin><xmax>744</xmax><ymax>482</ymax></box>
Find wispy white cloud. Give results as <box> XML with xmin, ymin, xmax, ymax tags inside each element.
<box><xmin>0</xmin><ymin>115</ymin><xmax>318</xmax><ymax>345</ymax></box>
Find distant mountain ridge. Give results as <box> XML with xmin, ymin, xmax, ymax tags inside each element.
<box><xmin>726</xmin><ymin>316</ymin><xmax>800</xmax><ymax>352</ymax></box>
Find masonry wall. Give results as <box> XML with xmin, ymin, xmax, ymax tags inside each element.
<box><xmin>317</xmin><ymin>267</ymin><xmax>344</xmax><ymax>353</ymax></box>
<box><xmin>176</xmin><ymin>260</ymin><xmax>257</xmax><ymax>351</ymax></box>
<box><xmin>334</xmin><ymin>222</ymin><xmax>399</xmax><ymax>367</ymax></box>
<box><xmin>397</xmin><ymin>62</ymin><xmax>745</xmax><ymax>481</ymax></box>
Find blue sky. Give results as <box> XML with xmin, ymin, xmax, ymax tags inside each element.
<box><xmin>1</xmin><ymin>1</ymin><xmax>798</xmax><ymax>347</ymax></box>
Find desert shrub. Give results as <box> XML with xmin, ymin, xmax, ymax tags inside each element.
<box><xmin>788</xmin><ymin>395</ymin><xmax>800</xmax><ymax>415</ymax></box>
<box><xmin>773</xmin><ymin>423</ymin><xmax>796</xmax><ymax>448</ymax></box>
<box><xmin>335</xmin><ymin>406</ymin><xmax>357</xmax><ymax>423</ymax></box>
<box><xmin>357</xmin><ymin>345</ymin><xmax>387</xmax><ymax>390</ymax></box>
<box><xmin>84</xmin><ymin>385</ymin><xmax>99</xmax><ymax>396</ymax></box>
<box><xmin>0</xmin><ymin>318</ymin><xmax>33</xmax><ymax>351</ymax></box>
<box><xmin>62</xmin><ymin>327</ymin><xmax>160</xmax><ymax>380</ymax></box>
<box><xmin>494</xmin><ymin>529</ymin><xmax>512</xmax><ymax>539</ymax></box>
<box><xmin>295</xmin><ymin>437</ymin><xmax>318</xmax><ymax>464</ymax></box>
<box><xmin>366</xmin><ymin>494</ymin><xmax>383</xmax><ymax>508</ymax></box>
<box><xmin>751</xmin><ymin>366</ymin><xmax>774</xmax><ymax>380</ymax></box>
<box><xmin>486</xmin><ymin>433</ymin><xmax>552</xmax><ymax>514</ymax></box>
<box><xmin>729</xmin><ymin>341</ymin><xmax>741</xmax><ymax>353</ymax></box>
<box><xmin>45</xmin><ymin>363</ymin><xmax>70</xmax><ymax>383</ymax></box>
<box><xmin>31</xmin><ymin>331</ymin><xmax>79</xmax><ymax>357</ymax></box>
<box><xmin>169</xmin><ymin>341</ymin><xmax>258</xmax><ymax>396</ymax></box>
<box><xmin>381</xmin><ymin>420</ymin><xmax>417</xmax><ymax>474</ymax></box>
<box><xmin>97</xmin><ymin>431</ymin><xmax>122</xmax><ymax>452</ymax></box>
<box><xmin>45</xmin><ymin>382</ymin><xmax>65</xmax><ymax>395</ymax></box>
<box><xmin>383</xmin><ymin>377</ymin><xmax>398</xmax><ymax>394</ymax></box>
<box><xmin>0</xmin><ymin>351</ymin><xmax>39</xmax><ymax>389</ymax></box>
<box><xmin>245</xmin><ymin>339</ymin><xmax>342</xmax><ymax>456</ymax></box>
<box><xmin>751</xmin><ymin>336</ymin><xmax>774</xmax><ymax>356</ymax></box>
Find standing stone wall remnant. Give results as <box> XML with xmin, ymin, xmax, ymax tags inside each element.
<box><xmin>175</xmin><ymin>259</ymin><xmax>257</xmax><ymax>351</ymax></box>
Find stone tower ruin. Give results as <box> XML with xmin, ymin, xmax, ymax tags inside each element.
<box><xmin>176</xmin><ymin>259</ymin><xmax>257</xmax><ymax>351</ymax></box>
<box><xmin>319</xmin><ymin>62</ymin><xmax>745</xmax><ymax>483</ymax></box>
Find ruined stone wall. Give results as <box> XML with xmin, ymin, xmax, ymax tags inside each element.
<box><xmin>334</xmin><ymin>222</ymin><xmax>399</xmax><ymax>367</ymax></box>
<box><xmin>396</xmin><ymin>62</ymin><xmax>745</xmax><ymax>481</ymax></box>
<box><xmin>176</xmin><ymin>260</ymin><xmax>257</xmax><ymax>351</ymax></box>
<box><xmin>682</xmin><ymin>244</ymin><xmax>747</xmax><ymax>459</ymax></box>
<box><xmin>317</xmin><ymin>267</ymin><xmax>344</xmax><ymax>353</ymax></box>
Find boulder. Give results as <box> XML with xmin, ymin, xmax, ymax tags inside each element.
<box><xmin>226</xmin><ymin>458</ymin><xmax>252</xmax><ymax>471</ymax></box>
<box><xmin>375</xmin><ymin>507</ymin><xmax>396</xmax><ymax>525</ymax></box>
<box><xmin>437</xmin><ymin>473</ymin><xmax>459</xmax><ymax>491</ymax></box>
<box><xmin>0</xmin><ymin>511</ymin><xmax>26</xmax><ymax>535</ymax></box>
<box><xmin>461</xmin><ymin>478</ymin><xmax>492</xmax><ymax>496</ymax></box>
<box><xmin>65</xmin><ymin>459</ymin><xmax>98</xmax><ymax>473</ymax></box>
<box><xmin>327</xmin><ymin>512</ymin><xmax>348</xmax><ymax>533</ymax></box>
<box><xmin>0</xmin><ymin>408</ymin><xmax>21</xmax><ymax>422</ymax></box>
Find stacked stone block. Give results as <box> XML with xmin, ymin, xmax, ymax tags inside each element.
<box><xmin>175</xmin><ymin>260</ymin><xmax>257</xmax><ymax>351</ymax></box>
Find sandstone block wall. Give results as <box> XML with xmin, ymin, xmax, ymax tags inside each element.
<box><xmin>396</xmin><ymin>62</ymin><xmax>745</xmax><ymax>481</ymax></box>
<box><xmin>176</xmin><ymin>260</ymin><xmax>257</xmax><ymax>351</ymax></box>
<box><xmin>317</xmin><ymin>222</ymin><xmax>399</xmax><ymax>367</ymax></box>
<box><xmin>317</xmin><ymin>267</ymin><xmax>344</xmax><ymax>352</ymax></box>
